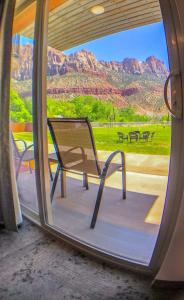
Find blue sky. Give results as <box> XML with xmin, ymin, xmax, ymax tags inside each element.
<box><xmin>65</xmin><ymin>22</ymin><xmax>169</xmax><ymax>66</ymax></box>
<box><xmin>19</xmin><ymin>36</ymin><xmax>34</xmax><ymax>45</ymax></box>
<box><xmin>19</xmin><ymin>21</ymin><xmax>169</xmax><ymax>67</ymax></box>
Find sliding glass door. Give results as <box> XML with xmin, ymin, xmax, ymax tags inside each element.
<box><xmin>2</xmin><ymin>0</ymin><xmax>184</xmax><ymax>276</ymax></box>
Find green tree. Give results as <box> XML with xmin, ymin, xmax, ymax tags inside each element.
<box><xmin>10</xmin><ymin>89</ymin><xmax>32</xmax><ymax>123</ymax></box>
<box><xmin>24</xmin><ymin>97</ymin><xmax>32</xmax><ymax>115</ymax></box>
<box><xmin>46</xmin><ymin>96</ymin><xmax>152</xmax><ymax>123</ymax></box>
<box><xmin>71</xmin><ymin>96</ymin><xmax>114</xmax><ymax>121</ymax></box>
<box><xmin>47</xmin><ymin>97</ymin><xmax>76</xmax><ymax>117</ymax></box>
<box><xmin>118</xmin><ymin>106</ymin><xmax>150</xmax><ymax>122</ymax></box>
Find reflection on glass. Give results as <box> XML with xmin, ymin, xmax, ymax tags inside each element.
<box><xmin>11</xmin><ymin>5</ymin><xmax>38</xmax><ymax>212</ymax></box>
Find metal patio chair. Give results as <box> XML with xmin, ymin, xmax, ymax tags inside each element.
<box><xmin>133</xmin><ymin>130</ymin><xmax>140</xmax><ymax>137</ymax></box>
<box><xmin>12</xmin><ymin>136</ymin><xmax>35</xmax><ymax>179</ymax></box>
<box><xmin>117</xmin><ymin>132</ymin><xmax>128</xmax><ymax>143</ymax></box>
<box><xmin>12</xmin><ymin>134</ymin><xmax>53</xmax><ymax>180</ymax></box>
<box><xmin>48</xmin><ymin>118</ymin><xmax>126</xmax><ymax>229</ymax></box>
<box><xmin>139</xmin><ymin>131</ymin><xmax>150</xmax><ymax>142</ymax></box>
<box><xmin>149</xmin><ymin>132</ymin><xmax>155</xmax><ymax>141</ymax></box>
<box><xmin>129</xmin><ymin>131</ymin><xmax>139</xmax><ymax>143</ymax></box>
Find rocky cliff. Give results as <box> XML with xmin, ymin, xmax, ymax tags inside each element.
<box><xmin>13</xmin><ymin>46</ymin><xmax>168</xmax><ymax>80</ymax></box>
<box><xmin>12</xmin><ymin>45</ymin><xmax>168</xmax><ymax>114</ymax></box>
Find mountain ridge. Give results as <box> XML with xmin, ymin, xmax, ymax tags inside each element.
<box><xmin>13</xmin><ymin>45</ymin><xmax>168</xmax><ymax>80</ymax></box>
<box><xmin>12</xmin><ymin>45</ymin><xmax>169</xmax><ymax>114</ymax></box>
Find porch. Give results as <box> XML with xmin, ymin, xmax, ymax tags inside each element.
<box><xmin>17</xmin><ymin>152</ymin><xmax>168</xmax><ymax>265</ymax></box>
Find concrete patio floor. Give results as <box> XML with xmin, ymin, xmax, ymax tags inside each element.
<box><xmin>47</xmin><ymin>150</ymin><xmax>169</xmax><ymax>225</ymax></box>
<box><xmin>98</xmin><ymin>151</ymin><xmax>169</xmax><ymax>176</ymax></box>
<box><xmin>0</xmin><ymin>218</ymin><xmax>183</xmax><ymax>300</ymax></box>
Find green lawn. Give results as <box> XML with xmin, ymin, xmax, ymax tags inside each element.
<box><xmin>14</xmin><ymin>124</ymin><xmax>171</xmax><ymax>155</ymax></box>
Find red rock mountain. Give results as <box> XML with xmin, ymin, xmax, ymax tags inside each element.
<box><xmin>12</xmin><ymin>45</ymin><xmax>169</xmax><ymax>114</ymax></box>
<box><xmin>13</xmin><ymin>46</ymin><xmax>168</xmax><ymax>80</ymax></box>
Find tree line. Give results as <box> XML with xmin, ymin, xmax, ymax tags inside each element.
<box><xmin>10</xmin><ymin>89</ymin><xmax>169</xmax><ymax>123</ymax></box>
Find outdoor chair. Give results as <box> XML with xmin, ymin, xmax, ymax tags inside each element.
<box><xmin>149</xmin><ymin>132</ymin><xmax>155</xmax><ymax>141</ymax></box>
<box><xmin>133</xmin><ymin>130</ymin><xmax>140</xmax><ymax>136</ymax></box>
<box><xmin>139</xmin><ymin>131</ymin><xmax>150</xmax><ymax>142</ymax></box>
<box><xmin>12</xmin><ymin>134</ymin><xmax>53</xmax><ymax>180</ymax></box>
<box><xmin>12</xmin><ymin>136</ymin><xmax>35</xmax><ymax>179</ymax></box>
<box><xmin>48</xmin><ymin>118</ymin><xmax>126</xmax><ymax>229</ymax></box>
<box><xmin>117</xmin><ymin>132</ymin><xmax>128</xmax><ymax>143</ymax></box>
<box><xmin>129</xmin><ymin>131</ymin><xmax>139</xmax><ymax>143</ymax></box>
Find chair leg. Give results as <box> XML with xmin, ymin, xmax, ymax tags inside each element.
<box><xmin>61</xmin><ymin>169</ymin><xmax>66</xmax><ymax>198</ymax></box>
<box><xmin>48</xmin><ymin>161</ymin><xmax>53</xmax><ymax>181</ymax></box>
<box><xmin>28</xmin><ymin>161</ymin><xmax>32</xmax><ymax>174</ymax></box>
<box><xmin>83</xmin><ymin>173</ymin><xmax>89</xmax><ymax>190</ymax></box>
<box><xmin>16</xmin><ymin>157</ymin><xmax>23</xmax><ymax>180</ymax></box>
<box><xmin>90</xmin><ymin>176</ymin><xmax>105</xmax><ymax>229</ymax></box>
<box><xmin>50</xmin><ymin>165</ymin><xmax>60</xmax><ymax>202</ymax></box>
<box><xmin>122</xmin><ymin>166</ymin><xmax>126</xmax><ymax>200</ymax></box>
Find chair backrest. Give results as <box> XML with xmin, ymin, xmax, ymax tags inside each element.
<box><xmin>141</xmin><ymin>131</ymin><xmax>150</xmax><ymax>138</ymax></box>
<box><xmin>117</xmin><ymin>132</ymin><xmax>123</xmax><ymax>137</ymax></box>
<box><xmin>129</xmin><ymin>131</ymin><xmax>138</xmax><ymax>138</ymax></box>
<box><xmin>150</xmin><ymin>132</ymin><xmax>155</xmax><ymax>138</ymax></box>
<box><xmin>48</xmin><ymin>118</ymin><xmax>101</xmax><ymax>176</ymax></box>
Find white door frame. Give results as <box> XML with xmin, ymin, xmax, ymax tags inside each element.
<box><xmin>149</xmin><ymin>0</ymin><xmax>184</xmax><ymax>276</ymax></box>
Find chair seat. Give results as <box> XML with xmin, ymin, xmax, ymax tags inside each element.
<box><xmin>63</xmin><ymin>159</ymin><xmax>121</xmax><ymax>178</ymax></box>
<box><xmin>48</xmin><ymin>152</ymin><xmax>59</xmax><ymax>162</ymax></box>
<box><xmin>99</xmin><ymin>161</ymin><xmax>122</xmax><ymax>178</ymax></box>
<box><xmin>48</xmin><ymin>152</ymin><xmax>86</xmax><ymax>165</ymax></box>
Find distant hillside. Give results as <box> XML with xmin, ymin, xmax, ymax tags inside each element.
<box><xmin>12</xmin><ymin>45</ymin><xmax>169</xmax><ymax>115</ymax></box>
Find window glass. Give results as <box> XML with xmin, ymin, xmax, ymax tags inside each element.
<box><xmin>11</xmin><ymin>1</ymin><xmax>38</xmax><ymax>213</ymax></box>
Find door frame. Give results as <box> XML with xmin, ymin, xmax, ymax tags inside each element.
<box><xmin>1</xmin><ymin>0</ymin><xmax>184</xmax><ymax>277</ymax></box>
<box><xmin>33</xmin><ymin>0</ymin><xmax>184</xmax><ymax>276</ymax></box>
<box><xmin>150</xmin><ymin>0</ymin><xmax>184</xmax><ymax>274</ymax></box>
<box><xmin>0</xmin><ymin>0</ymin><xmax>17</xmax><ymax>231</ymax></box>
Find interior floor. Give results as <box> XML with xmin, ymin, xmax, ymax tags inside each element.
<box><xmin>0</xmin><ymin>218</ymin><xmax>183</xmax><ymax>300</ymax></box>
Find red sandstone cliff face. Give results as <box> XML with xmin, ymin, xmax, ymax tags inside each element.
<box><xmin>12</xmin><ymin>44</ymin><xmax>33</xmax><ymax>80</ymax></box>
<box><xmin>47</xmin><ymin>86</ymin><xmax>140</xmax><ymax>97</ymax></box>
<box><xmin>13</xmin><ymin>46</ymin><xmax>168</xmax><ymax>80</ymax></box>
<box><xmin>122</xmin><ymin>58</ymin><xmax>144</xmax><ymax>75</ymax></box>
<box><xmin>145</xmin><ymin>56</ymin><xmax>168</xmax><ymax>76</ymax></box>
<box><xmin>12</xmin><ymin>45</ymin><xmax>168</xmax><ymax>113</ymax></box>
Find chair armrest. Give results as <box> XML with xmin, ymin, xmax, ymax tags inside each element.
<box><xmin>19</xmin><ymin>143</ymin><xmax>34</xmax><ymax>160</ymax></box>
<box><xmin>101</xmin><ymin>150</ymin><xmax>125</xmax><ymax>178</ymax></box>
<box><xmin>14</xmin><ymin>139</ymin><xmax>27</xmax><ymax>151</ymax></box>
<box><xmin>25</xmin><ymin>143</ymin><xmax>34</xmax><ymax>151</ymax></box>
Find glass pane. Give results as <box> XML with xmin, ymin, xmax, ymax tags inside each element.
<box><xmin>13</xmin><ymin>0</ymin><xmax>171</xmax><ymax>265</ymax></box>
<box><xmin>45</xmin><ymin>1</ymin><xmax>170</xmax><ymax>265</ymax></box>
<box><xmin>10</xmin><ymin>1</ymin><xmax>38</xmax><ymax>213</ymax></box>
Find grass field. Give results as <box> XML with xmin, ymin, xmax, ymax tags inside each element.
<box><xmin>14</xmin><ymin>124</ymin><xmax>171</xmax><ymax>155</ymax></box>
